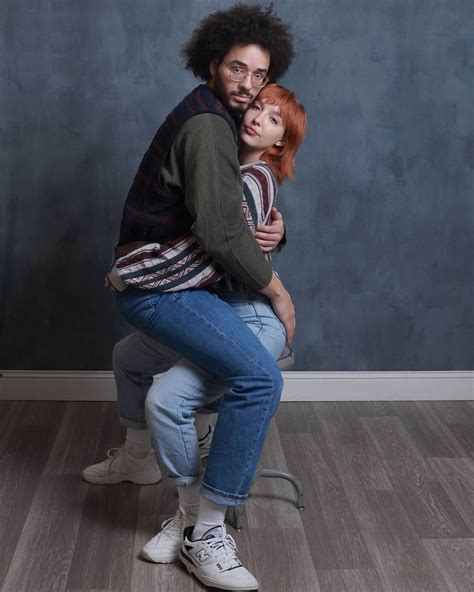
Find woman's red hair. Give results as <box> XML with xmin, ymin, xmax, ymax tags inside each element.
<box><xmin>257</xmin><ymin>84</ymin><xmax>307</xmax><ymax>183</ymax></box>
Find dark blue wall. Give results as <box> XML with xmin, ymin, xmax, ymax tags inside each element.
<box><xmin>1</xmin><ymin>1</ymin><xmax>472</xmax><ymax>370</ymax></box>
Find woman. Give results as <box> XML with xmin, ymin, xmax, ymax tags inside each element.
<box><xmin>137</xmin><ymin>84</ymin><xmax>307</xmax><ymax>571</ymax></box>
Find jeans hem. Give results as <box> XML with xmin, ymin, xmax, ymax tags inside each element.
<box><xmin>119</xmin><ymin>416</ymin><xmax>148</xmax><ymax>430</ymax></box>
<box><xmin>200</xmin><ymin>482</ymin><xmax>247</xmax><ymax>507</ymax></box>
<box><xmin>167</xmin><ymin>475</ymin><xmax>202</xmax><ymax>487</ymax></box>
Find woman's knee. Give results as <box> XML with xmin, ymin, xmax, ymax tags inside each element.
<box><xmin>145</xmin><ymin>385</ymin><xmax>172</xmax><ymax>421</ymax></box>
<box><xmin>145</xmin><ymin>382</ymin><xmax>194</xmax><ymax>428</ymax></box>
<box><xmin>112</xmin><ymin>335</ymin><xmax>135</xmax><ymax>372</ymax></box>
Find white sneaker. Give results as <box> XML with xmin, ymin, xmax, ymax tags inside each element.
<box><xmin>81</xmin><ymin>447</ymin><xmax>161</xmax><ymax>485</ymax></box>
<box><xmin>180</xmin><ymin>524</ymin><xmax>259</xmax><ymax>591</ymax></box>
<box><xmin>141</xmin><ymin>508</ymin><xmax>186</xmax><ymax>563</ymax></box>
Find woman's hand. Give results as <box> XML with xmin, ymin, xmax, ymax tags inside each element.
<box><xmin>255</xmin><ymin>207</ymin><xmax>284</xmax><ymax>252</ymax></box>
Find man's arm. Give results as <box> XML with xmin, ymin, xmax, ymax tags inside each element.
<box><xmin>178</xmin><ymin>114</ymin><xmax>273</xmax><ymax>291</ymax></box>
<box><xmin>175</xmin><ymin>114</ymin><xmax>295</xmax><ymax>341</ymax></box>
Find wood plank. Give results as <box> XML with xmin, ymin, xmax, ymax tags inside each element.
<box><xmin>1</xmin><ymin>401</ymin><xmax>472</xmax><ymax>592</ymax></box>
<box><xmin>318</xmin><ymin>407</ymin><xmax>443</xmax><ymax>592</ymax></box>
<box><xmin>349</xmin><ymin>401</ymin><xmax>398</xmax><ymax>417</ymax></box>
<box><xmin>427</xmin><ymin>458</ymin><xmax>474</xmax><ymax>534</ymax></box>
<box><xmin>361</xmin><ymin>416</ymin><xmax>471</xmax><ymax>538</ymax></box>
<box><xmin>422</xmin><ymin>539</ymin><xmax>474</xmax><ymax>592</ymax></box>
<box><xmin>445</xmin><ymin>422</ymin><xmax>474</xmax><ymax>458</ymax></box>
<box><xmin>275</xmin><ymin>401</ymin><xmax>320</xmax><ymax>433</ymax></box>
<box><xmin>316</xmin><ymin>568</ymin><xmax>384</xmax><ymax>592</ymax></box>
<box><xmin>0</xmin><ymin>403</ymin><xmax>66</xmax><ymax>588</ymax></box>
<box><xmin>430</xmin><ymin>401</ymin><xmax>474</xmax><ymax>424</ymax></box>
<box><xmin>316</xmin><ymin>405</ymin><xmax>450</xmax><ymax>590</ymax></box>
<box><xmin>0</xmin><ymin>426</ymin><xmax>52</xmax><ymax>588</ymax></box>
<box><xmin>246</xmin><ymin>420</ymin><xmax>302</xmax><ymax>529</ymax></box>
<box><xmin>241</xmin><ymin>526</ymin><xmax>320</xmax><ymax>592</ymax></box>
<box><xmin>2</xmin><ymin>475</ymin><xmax>88</xmax><ymax>592</ymax></box>
<box><xmin>0</xmin><ymin>401</ymin><xmax>27</xmax><ymax>454</ymax></box>
<box><xmin>65</xmin><ymin>482</ymin><xmax>140</xmax><ymax>591</ymax></box>
<box><xmin>319</xmin><ymin>403</ymin><xmax>393</xmax><ymax>492</ymax></box>
<box><xmin>64</xmin><ymin>403</ymin><xmax>139</xmax><ymax>591</ymax></box>
<box><xmin>94</xmin><ymin>402</ymin><xmax>127</xmax><ymax>459</ymax></box>
<box><xmin>44</xmin><ymin>402</ymin><xmax>109</xmax><ymax>475</ymax></box>
<box><xmin>281</xmin><ymin>431</ymin><xmax>372</xmax><ymax>569</ymax></box>
<box><xmin>131</xmin><ymin>561</ymin><xmax>203</xmax><ymax>592</ymax></box>
<box><xmin>357</xmin><ymin>489</ymin><xmax>450</xmax><ymax>592</ymax></box>
<box><xmin>391</xmin><ymin>401</ymin><xmax>469</xmax><ymax>458</ymax></box>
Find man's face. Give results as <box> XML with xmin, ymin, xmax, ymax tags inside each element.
<box><xmin>208</xmin><ymin>44</ymin><xmax>271</xmax><ymax>114</ymax></box>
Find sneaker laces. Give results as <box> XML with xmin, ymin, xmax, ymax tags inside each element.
<box><xmin>159</xmin><ymin>510</ymin><xmax>183</xmax><ymax>539</ymax></box>
<box><xmin>105</xmin><ymin>447</ymin><xmax>124</xmax><ymax>471</ymax></box>
<box><xmin>106</xmin><ymin>447</ymin><xmax>120</xmax><ymax>458</ymax></box>
<box><xmin>207</xmin><ymin>526</ymin><xmax>241</xmax><ymax>569</ymax></box>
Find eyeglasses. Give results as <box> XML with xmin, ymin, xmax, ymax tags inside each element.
<box><xmin>222</xmin><ymin>60</ymin><xmax>269</xmax><ymax>88</ymax></box>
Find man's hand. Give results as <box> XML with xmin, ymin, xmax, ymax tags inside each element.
<box><xmin>260</xmin><ymin>273</ymin><xmax>296</xmax><ymax>343</ymax></box>
<box><xmin>255</xmin><ymin>207</ymin><xmax>285</xmax><ymax>252</ymax></box>
<box><xmin>270</xmin><ymin>289</ymin><xmax>296</xmax><ymax>343</ymax></box>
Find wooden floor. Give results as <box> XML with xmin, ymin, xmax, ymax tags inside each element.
<box><xmin>0</xmin><ymin>400</ymin><xmax>473</xmax><ymax>592</ymax></box>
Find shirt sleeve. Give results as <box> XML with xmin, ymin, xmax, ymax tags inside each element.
<box><xmin>175</xmin><ymin>113</ymin><xmax>273</xmax><ymax>291</ymax></box>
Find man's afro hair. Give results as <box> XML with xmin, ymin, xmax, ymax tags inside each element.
<box><xmin>181</xmin><ymin>3</ymin><xmax>295</xmax><ymax>82</ymax></box>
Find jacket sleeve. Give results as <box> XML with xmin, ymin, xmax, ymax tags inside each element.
<box><xmin>177</xmin><ymin>114</ymin><xmax>273</xmax><ymax>291</ymax></box>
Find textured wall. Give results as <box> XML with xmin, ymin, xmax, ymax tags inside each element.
<box><xmin>1</xmin><ymin>0</ymin><xmax>472</xmax><ymax>370</ymax></box>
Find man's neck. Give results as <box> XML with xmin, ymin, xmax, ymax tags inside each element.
<box><xmin>206</xmin><ymin>81</ymin><xmax>242</xmax><ymax>119</ymax></box>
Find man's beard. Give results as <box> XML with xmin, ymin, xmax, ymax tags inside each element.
<box><xmin>227</xmin><ymin>92</ymin><xmax>252</xmax><ymax>114</ymax></box>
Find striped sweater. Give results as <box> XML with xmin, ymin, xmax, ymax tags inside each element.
<box><xmin>115</xmin><ymin>161</ymin><xmax>277</xmax><ymax>291</ymax></box>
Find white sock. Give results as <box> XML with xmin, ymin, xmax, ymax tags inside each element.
<box><xmin>191</xmin><ymin>497</ymin><xmax>227</xmax><ymax>540</ymax></box>
<box><xmin>177</xmin><ymin>482</ymin><xmax>201</xmax><ymax>527</ymax></box>
<box><xmin>124</xmin><ymin>427</ymin><xmax>151</xmax><ymax>459</ymax></box>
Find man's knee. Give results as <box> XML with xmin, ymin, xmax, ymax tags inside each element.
<box><xmin>112</xmin><ymin>333</ymin><xmax>138</xmax><ymax>371</ymax></box>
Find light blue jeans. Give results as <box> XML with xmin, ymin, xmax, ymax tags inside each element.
<box><xmin>113</xmin><ymin>288</ymin><xmax>286</xmax><ymax>506</ymax></box>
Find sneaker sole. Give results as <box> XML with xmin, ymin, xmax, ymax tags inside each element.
<box><xmin>81</xmin><ymin>472</ymin><xmax>161</xmax><ymax>485</ymax></box>
<box><xmin>141</xmin><ymin>548</ymin><xmax>179</xmax><ymax>564</ymax></box>
<box><xmin>179</xmin><ymin>549</ymin><xmax>258</xmax><ymax>591</ymax></box>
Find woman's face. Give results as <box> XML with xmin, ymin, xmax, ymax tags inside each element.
<box><xmin>239</xmin><ymin>99</ymin><xmax>285</xmax><ymax>153</ymax></box>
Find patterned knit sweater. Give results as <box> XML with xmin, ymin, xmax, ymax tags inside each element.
<box><xmin>116</xmin><ymin>161</ymin><xmax>277</xmax><ymax>291</ymax></box>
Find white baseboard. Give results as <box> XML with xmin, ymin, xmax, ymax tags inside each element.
<box><xmin>0</xmin><ymin>371</ymin><xmax>473</xmax><ymax>402</ymax></box>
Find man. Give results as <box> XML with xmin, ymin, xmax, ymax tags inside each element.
<box><xmin>84</xmin><ymin>5</ymin><xmax>295</xmax><ymax>590</ymax></box>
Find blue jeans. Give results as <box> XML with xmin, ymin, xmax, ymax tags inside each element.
<box><xmin>113</xmin><ymin>287</ymin><xmax>285</xmax><ymax>506</ymax></box>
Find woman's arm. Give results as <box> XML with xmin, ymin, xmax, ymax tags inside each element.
<box><xmin>240</xmin><ymin>163</ymin><xmax>295</xmax><ymax>341</ymax></box>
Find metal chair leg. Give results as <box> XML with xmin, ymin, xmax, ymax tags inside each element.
<box><xmin>227</xmin><ymin>504</ymin><xmax>246</xmax><ymax>530</ymax></box>
<box><xmin>226</xmin><ymin>469</ymin><xmax>304</xmax><ymax>530</ymax></box>
<box><xmin>254</xmin><ymin>469</ymin><xmax>305</xmax><ymax>510</ymax></box>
